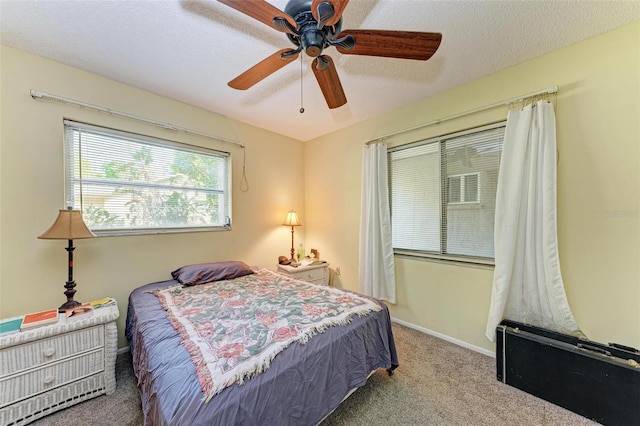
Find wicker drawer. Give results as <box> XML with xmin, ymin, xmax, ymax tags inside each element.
<box><xmin>0</xmin><ymin>325</ymin><xmax>104</xmax><ymax>377</ymax></box>
<box><xmin>0</xmin><ymin>304</ymin><xmax>119</xmax><ymax>424</ymax></box>
<box><xmin>277</xmin><ymin>264</ymin><xmax>329</xmax><ymax>286</ymax></box>
<box><xmin>301</xmin><ymin>267</ymin><xmax>325</xmax><ymax>282</ymax></box>
<box><xmin>0</xmin><ymin>349</ymin><xmax>105</xmax><ymax>407</ymax></box>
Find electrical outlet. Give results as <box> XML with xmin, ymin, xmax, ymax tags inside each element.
<box><xmin>335</xmin><ymin>267</ymin><xmax>341</xmax><ymax>276</ymax></box>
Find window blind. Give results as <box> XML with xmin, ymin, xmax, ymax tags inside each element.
<box><xmin>64</xmin><ymin>120</ymin><xmax>231</xmax><ymax>235</ymax></box>
<box><xmin>388</xmin><ymin>122</ymin><xmax>505</xmax><ymax>263</ymax></box>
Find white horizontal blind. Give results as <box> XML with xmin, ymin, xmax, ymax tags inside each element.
<box><xmin>388</xmin><ymin>122</ymin><xmax>505</xmax><ymax>263</ymax></box>
<box><xmin>64</xmin><ymin>120</ymin><xmax>231</xmax><ymax>235</ymax></box>
<box><xmin>389</xmin><ymin>143</ymin><xmax>441</xmax><ymax>252</ymax></box>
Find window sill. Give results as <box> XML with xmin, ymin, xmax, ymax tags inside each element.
<box><xmin>393</xmin><ymin>250</ymin><xmax>495</xmax><ymax>270</ymax></box>
<box><xmin>93</xmin><ymin>225</ymin><xmax>231</xmax><ymax>237</ymax></box>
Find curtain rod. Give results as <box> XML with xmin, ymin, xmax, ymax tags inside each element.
<box><xmin>30</xmin><ymin>89</ymin><xmax>245</xmax><ymax>148</ymax></box>
<box><xmin>366</xmin><ymin>85</ymin><xmax>558</xmax><ymax>145</ymax></box>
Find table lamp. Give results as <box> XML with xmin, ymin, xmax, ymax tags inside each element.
<box><xmin>38</xmin><ymin>208</ymin><xmax>96</xmax><ymax>312</ymax></box>
<box><xmin>282</xmin><ymin>209</ymin><xmax>301</xmax><ymax>262</ymax></box>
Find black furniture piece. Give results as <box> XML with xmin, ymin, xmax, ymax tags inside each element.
<box><xmin>496</xmin><ymin>319</ymin><xmax>640</xmax><ymax>426</ymax></box>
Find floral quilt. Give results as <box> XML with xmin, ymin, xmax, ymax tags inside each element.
<box><xmin>154</xmin><ymin>267</ymin><xmax>381</xmax><ymax>400</ymax></box>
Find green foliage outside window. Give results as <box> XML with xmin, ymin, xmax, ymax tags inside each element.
<box><xmin>65</xmin><ymin>120</ymin><xmax>230</xmax><ymax>235</ymax></box>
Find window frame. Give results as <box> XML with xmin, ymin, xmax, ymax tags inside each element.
<box><xmin>447</xmin><ymin>172</ymin><xmax>481</xmax><ymax>205</ymax></box>
<box><xmin>63</xmin><ymin>120</ymin><xmax>232</xmax><ymax>237</ymax></box>
<box><xmin>388</xmin><ymin>121</ymin><xmax>505</xmax><ymax>267</ymax></box>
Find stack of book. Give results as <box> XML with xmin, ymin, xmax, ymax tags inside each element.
<box><xmin>0</xmin><ymin>317</ymin><xmax>23</xmax><ymax>336</ymax></box>
<box><xmin>89</xmin><ymin>297</ymin><xmax>116</xmax><ymax>309</ymax></box>
<box><xmin>65</xmin><ymin>303</ymin><xmax>94</xmax><ymax>323</ymax></box>
<box><xmin>20</xmin><ymin>309</ymin><xmax>59</xmax><ymax>331</ymax></box>
<box><xmin>0</xmin><ymin>297</ymin><xmax>116</xmax><ymax>335</ymax></box>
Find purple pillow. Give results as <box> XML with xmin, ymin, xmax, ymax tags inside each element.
<box><xmin>171</xmin><ymin>261</ymin><xmax>254</xmax><ymax>285</ymax></box>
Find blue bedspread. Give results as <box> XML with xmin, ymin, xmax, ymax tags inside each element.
<box><xmin>125</xmin><ymin>274</ymin><xmax>398</xmax><ymax>425</ymax></box>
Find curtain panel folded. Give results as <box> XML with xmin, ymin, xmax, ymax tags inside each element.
<box><xmin>359</xmin><ymin>143</ymin><xmax>396</xmax><ymax>303</ymax></box>
<box><xmin>486</xmin><ymin>100</ymin><xmax>581</xmax><ymax>341</ymax></box>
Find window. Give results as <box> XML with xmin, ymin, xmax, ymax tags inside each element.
<box><xmin>64</xmin><ymin>120</ymin><xmax>231</xmax><ymax>236</ymax></box>
<box><xmin>448</xmin><ymin>173</ymin><xmax>479</xmax><ymax>204</ymax></box>
<box><xmin>388</xmin><ymin>122</ymin><xmax>505</xmax><ymax>264</ymax></box>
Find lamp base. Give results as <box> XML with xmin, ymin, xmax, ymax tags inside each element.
<box><xmin>59</xmin><ymin>275</ymin><xmax>81</xmax><ymax>313</ymax></box>
<box><xmin>59</xmin><ymin>299</ymin><xmax>81</xmax><ymax>313</ymax></box>
<box><xmin>290</xmin><ymin>226</ymin><xmax>296</xmax><ymax>262</ymax></box>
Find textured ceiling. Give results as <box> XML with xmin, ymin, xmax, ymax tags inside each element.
<box><xmin>1</xmin><ymin>1</ymin><xmax>638</xmax><ymax>141</ymax></box>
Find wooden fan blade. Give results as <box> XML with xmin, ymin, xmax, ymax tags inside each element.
<box><xmin>228</xmin><ymin>49</ymin><xmax>299</xmax><ymax>90</ymax></box>
<box><xmin>311</xmin><ymin>0</ymin><xmax>349</xmax><ymax>27</ymax></box>
<box><xmin>336</xmin><ymin>30</ymin><xmax>442</xmax><ymax>60</ymax></box>
<box><xmin>312</xmin><ymin>56</ymin><xmax>347</xmax><ymax>109</ymax></box>
<box><xmin>217</xmin><ymin>0</ymin><xmax>296</xmax><ymax>32</ymax></box>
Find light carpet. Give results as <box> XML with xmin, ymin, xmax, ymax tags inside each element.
<box><xmin>31</xmin><ymin>323</ymin><xmax>598</xmax><ymax>425</ymax></box>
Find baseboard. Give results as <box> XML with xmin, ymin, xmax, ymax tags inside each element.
<box><xmin>391</xmin><ymin>317</ymin><xmax>495</xmax><ymax>358</ymax></box>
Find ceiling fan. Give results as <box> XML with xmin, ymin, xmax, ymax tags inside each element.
<box><xmin>218</xmin><ymin>0</ymin><xmax>442</xmax><ymax>109</ymax></box>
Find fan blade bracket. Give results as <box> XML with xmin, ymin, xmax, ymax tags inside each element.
<box><xmin>312</xmin><ymin>55</ymin><xmax>347</xmax><ymax>109</ymax></box>
<box><xmin>336</xmin><ymin>30</ymin><xmax>442</xmax><ymax>61</ymax></box>
<box><xmin>327</xmin><ymin>34</ymin><xmax>355</xmax><ymax>50</ymax></box>
<box><xmin>311</xmin><ymin>0</ymin><xmax>349</xmax><ymax>28</ymax></box>
<box><xmin>280</xmin><ymin>46</ymin><xmax>302</xmax><ymax>59</ymax></box>
<box><xmin>315</xmin><ymin>55</ymin><xmax>329</xmax><ymax>71</ymax></box>
<box><xmin>273</xmin><ymin>16</ymin><xmax>299</xmax><ymax>35</ymax></box>
<box><xmin>218</xmin><ymin>0</ymin><xmax>296</xmax><ymax>33</ymax></box>
<box><xmin>315</xmin><ymin>2</ymin><xmax>335</xmax><ymax>29</ymax></box>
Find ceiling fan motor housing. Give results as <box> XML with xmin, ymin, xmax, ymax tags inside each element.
<box><xmin>284</xmin><ymin>0</ymin><xmax>342</xmax><ymax>57</ymax></box>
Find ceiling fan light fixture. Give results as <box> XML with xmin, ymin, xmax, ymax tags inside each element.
<box><xmin>284</xmin><ymin>0</ymin><xmax>341</xmax><ymax>58</ymax></box>
<box><xmin>300</xmin><ymin>30</ymin><xmax>326</xmax><ymax>57</ymax></box>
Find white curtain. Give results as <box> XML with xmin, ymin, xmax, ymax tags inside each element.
<box><xmin>359</xmin><ymin>143</ymin><xmax>396</xmax><ymax>303</ymax></box>
<box><xmin>485</xmin><ymin>100</ymin><xmax>581</xmax><ymax>341</ymax></box>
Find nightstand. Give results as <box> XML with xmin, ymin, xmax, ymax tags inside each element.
<box><xmin>277</xmin><ymin>262</ymin><xmax>330</xmax><ymax>286</ymax></box>
<box><xmin>0</xmin><ymin>302</ymin><xmax>119</xmax><ymax>425</ymax></box>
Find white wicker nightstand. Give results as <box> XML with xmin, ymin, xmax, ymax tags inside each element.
<box><xmin>0</xmin><ymin>302</ymin><xmax>119</xmax><ymax>425</ymax></box>
<box><xmin>277</xmin><ymin>262</ymin><xmax>330</xmax><ymax>286</ymax></box>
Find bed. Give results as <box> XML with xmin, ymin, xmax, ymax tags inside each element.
<box><xmin>125</xmin><ymin>261</ymin><xmax>398</xmax><ymax>425</ymax></box>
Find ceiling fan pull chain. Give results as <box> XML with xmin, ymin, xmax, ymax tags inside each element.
<box><xmin>300</xmin><ymin>54</ymin><xmax>305</xmax><ymax>113</ymax></box>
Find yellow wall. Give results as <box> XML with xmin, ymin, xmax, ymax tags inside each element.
<box><xmin>304</xmin><ymin>22</ymin><xmax>640</xmax><ymax>352</ymax></box>
<box><xmin>2</xmin><ymin>22</ymin><xmax>638</xmax><ymax>355</ymax></box>
<box><xmin>0</xmin><ymin>45</ymin><xmax>306</xmax><ymax>348</ymax></box>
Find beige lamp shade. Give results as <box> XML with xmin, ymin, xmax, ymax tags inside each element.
<box><xmin>282</xmin><ymin>210</ymin><xmax>301</xmax><ymax>227</ymax></box>
<box><xmin>38</xmin><ymin>209</ymin><xmax>96</xmax><ymax>240</ymax></box>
